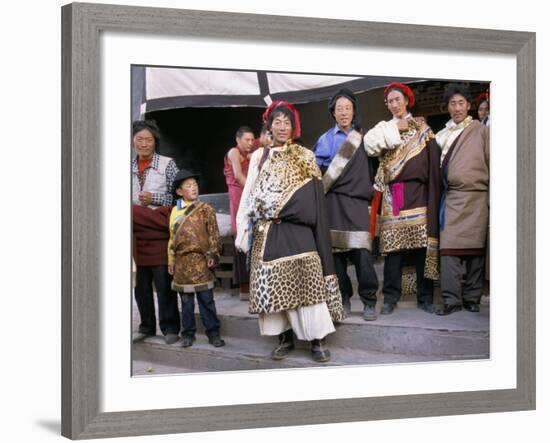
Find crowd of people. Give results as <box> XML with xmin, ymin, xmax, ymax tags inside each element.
<box><xmin>131</xmin><ymin>82</ymin><xmax>490</xmax><ymax>364</ymax></box>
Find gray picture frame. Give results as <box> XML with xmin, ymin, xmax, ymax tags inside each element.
<box><xmin>61</xmin><ymin>2</ymin><xmax>536</xmax><ymax>439</ymax></box>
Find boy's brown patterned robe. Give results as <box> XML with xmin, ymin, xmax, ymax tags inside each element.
<box><xmin>169</xmin><ymin>201</ymin><xmax>221</xmax><ymax>293</ymax></box>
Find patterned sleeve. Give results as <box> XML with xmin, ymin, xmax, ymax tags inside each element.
<box><xmin>204</xmin><ymin>205</ymin><xmax>221</xmax><ymax>265</ymax></box>
<box><xmin>151</xmin><ymin>159</ymin><xmax>178</xmax><ymax>206</ymax></box>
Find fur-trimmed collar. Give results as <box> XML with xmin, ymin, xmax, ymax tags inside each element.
<box><xmin>322</xmin><ymin>129</ymin><xmax>362</xmax><ymax>193</ymax></box>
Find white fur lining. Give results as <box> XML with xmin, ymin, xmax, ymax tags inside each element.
<box><xmin>363</xmin><ymin>120</ymin><xmax>401</xmax><ymax>156</ymax></box>
<box><xmin>235</xmin><ymin>148</ymin><xmax>264</xmax><ymax>253</ymax></box>
<box><xmin>322</xmin><ymin>129</ymin><xmax>362</xmax><ymax>193</ymax></box>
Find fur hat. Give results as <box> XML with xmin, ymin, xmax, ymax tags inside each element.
<box><xmin>384</xmin><ymin>82</ymin><xmax>415</xmax><ymax>107</ymax></box>
<box><xmin>476</xmin><ymin>91</ymin><xmax>490</xmax><ymax>107</ymax></box>
<box><xmin>262</xmin><ymin>100</ymin><xmax>301</xmax><ymax>139</ymax></box>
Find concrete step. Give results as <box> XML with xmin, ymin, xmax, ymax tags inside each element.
<box><xmin>132</xmin><ymin>286</ymin><xmax>490</xmax><ymax>374</ymax></box>
<box><xmin>207</xmin><ymin>293</ymin><xmax>489</xmax><ymax>358</ymax></box>
<box><xmin>132</xmin><ymin>333</ymin><xmax>450</xmax><ymax>375</ymax></box>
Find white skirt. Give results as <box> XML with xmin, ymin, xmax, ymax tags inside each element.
<box><xmin>258</xmin><ymin>302</ymin><xmax>335</xmax><ymax>341</ymax></box>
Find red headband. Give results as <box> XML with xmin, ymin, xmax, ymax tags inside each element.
<box><xmin>384</xmin><ymin>82</ymin><xmax>415</xmax><ymax>108</ymax></box>
<box><xmin>476</xmin><ymin>91</ymin><xmax>490</xmax><ymax>107</ymax></box>
<box><xmin>262</xmin><ymin>100</ymin><xmax>302</xmax><ymax>139</ymax></box>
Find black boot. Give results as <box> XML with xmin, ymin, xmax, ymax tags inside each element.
<box><xmin>271</xmin><ymin>329</ymin><xmax>295</xmax><ymax>360</ymax></box>
<box><xmin>311</xmin><ymin>338</ymin><xmax>331</xmax><ymax>362</ymax></box>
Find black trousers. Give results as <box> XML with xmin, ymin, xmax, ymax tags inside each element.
<box><xmin>440</xmin><ymin>255</ymin><xmax>485</xmax><ymax>306</ymax></box>
<box><xmin>233</xmin><ymin>249</ymin><xmax>249</xmax><ymax>285</ymax></box>
<box><xmin>382</xmin><ymin>248</ymin><xmax>433</xmax><ymax>305</ymax></box>
<box><xmin>179</xmin><ymin>289</ymin><xmax>221</xmax><ymax>338</ymax></box>
<box><xmin>134</xmin><ymin>265</ymin><xmax>180</xmax><ymax>336</ymax></box>
<box><xmin>333</xmin><ymin>249</ymin><xmax>379</xmax><ymax>307</ymax></box>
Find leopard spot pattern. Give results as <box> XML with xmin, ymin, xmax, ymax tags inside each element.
<box><xmin>249</xmin><ymin>252</ymin><xmax>328</xmax><ymax>315</ymax></box>
<box><xmin>380</xmin><ymin>223</ymin><xmax>427</xmax><ymax>253</ymax></box>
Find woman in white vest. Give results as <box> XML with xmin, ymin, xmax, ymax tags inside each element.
<box><xmin>132</xmin><ymin>121</ymin><xmax>179</xmax><ymax>207</ymax></box>
<box><xmin>131</xmin><ymin>120</ymin><xmax>181</xmax><ymax>344</ymax></box>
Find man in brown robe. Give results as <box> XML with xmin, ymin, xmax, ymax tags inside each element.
<box><xmin>435</xmin><ymin>84</ymin><xmax>490</xmax><ymax>315</ymax></box>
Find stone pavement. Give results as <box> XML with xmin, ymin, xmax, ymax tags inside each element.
<box><xmin>132</xmin><ymin>284</ymin><xmax>490</xmax><ymax>376</ymax></box>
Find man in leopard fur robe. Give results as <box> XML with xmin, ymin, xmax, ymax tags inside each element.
<box><xmin>236</xmin><ymin>101</ymin><xmax>343</xmax><ymax>363</ymax></box>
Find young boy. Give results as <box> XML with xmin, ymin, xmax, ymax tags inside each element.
<box><xmin>168</xmin><ymin>169</ymin><xmax>225</xmax><ymax>347</ymax></box>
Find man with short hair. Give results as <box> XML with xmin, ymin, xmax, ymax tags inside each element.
<box><xmin>435</xmin><ymin>84</ymin><xmax>490</xmax><ymax>315</ymax></box>
<box><xmin>363</xmin><ymin>82</ymin><xmax>441</xmax><ymax>316</ymax></box>
<box><xmin>223</xmin><ymin>126</ymin><xmax>255</xmax><ymax>299</ymax></box>
<box><xmin>313</xmin><ymin>89</ymin><xmax>379</xmax><ymax>321</ymax></box>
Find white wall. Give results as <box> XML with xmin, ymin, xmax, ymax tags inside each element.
<box><xmin>1</xmin><ymin>0</ymin><xmax>545</xmax><ymax>442</ymax></box>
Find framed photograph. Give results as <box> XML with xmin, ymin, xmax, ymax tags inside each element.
<box><xmin>61</xmin><ymin>2</ymin><xmax>535</xmax><ymax>439</ymax></box>
<box><xmin>129</xmin><ymin>64</ymin><xmax>492</xmax><ymax>375</ymax></box>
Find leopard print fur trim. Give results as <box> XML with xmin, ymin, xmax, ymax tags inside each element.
<box><xmin>424</xmin><ymin>256</ymin><xmax>440</xmax><ymax>281</ymax></box>
<box><xmin>424</xmin><ymin>236</ymin><xmax>439</xmax><ymax>280</ymax></box>
<box><xmin>401</xmin><ymin>266</ymin><xmax>417</xmax><ymax>297</ymax></box>
<box><xmin>248</xmin><ymin>251</ymin><xmax>330</xmax><ymax>315</ymax></box>
<box><xmin>324</xmin><ymin>274</ymin><xmax>344</xmax><ymax>322</ymax></box>
<box><xmin>248</xmin><ymin>142</ymin><xmax>321</xmax><ymax>221</ymax></box>
<box><xmin>379</xmin><ymin>221</ymin><xmax>428</xmax><ymax>253</ymax></box>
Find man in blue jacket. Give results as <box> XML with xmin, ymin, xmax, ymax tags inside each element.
<box><xmin>313</xmin><ymin>89</ymin><xmax>379</xmax><ymax>320</ymax></box>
